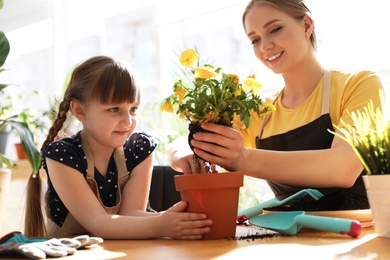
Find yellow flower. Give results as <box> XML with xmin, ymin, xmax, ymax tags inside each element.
<box><xmin>244</xmin><ymin>75</ymin><xmax>263</xmax><ymax>95</ymax></box>
<box><xmin>194</xmin><ymin>67</ymin><xmax>218</xmax><ymax>79</ymax></box>
<box><xmin>260</xmin><ymin>98</ymin><xmax>276</xmax><ymax>114</ymax></box>
<box><xmin>234</xmin><ymin>89</ymin><xmax>242</xmax><ymax>97</ymax></box>
<box><xmin>227</xmin><ymin>74</ymin><xmax>239</xmax><ymax>85</ymax></box>
<box><xmin>161</xmin><ymin>100</ymin><xmax>174</xmax><ymax>113</ymax></box>
<box><xmin>180</xmin><ymin>49</ymin><xmax>198</xmax><ymax>67</ymax></box>
<box><xmin>174</xmin><ymin>85</ymin><xmax>186</xmax><ymax>104</ymax></box>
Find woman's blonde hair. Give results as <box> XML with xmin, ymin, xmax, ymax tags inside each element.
<box><xmin>242</xmin><ymin>0</ymin><xmax>317</xmax><ymax>49</ymax></box>
<box><xmin>24</xmin><ymin>55</ymin><xmax>141</xmax><ymax>237</ymax></box>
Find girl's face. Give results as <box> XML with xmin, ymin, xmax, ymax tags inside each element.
<box><xmin>82</xmin><ymin>100</ymin><xmax>139</xmax><ymax>149</ymax></box>
<box><xmin>244</xmin><ymin>4</ymin><xmax>312</xmax><ymax>74</ymax></box>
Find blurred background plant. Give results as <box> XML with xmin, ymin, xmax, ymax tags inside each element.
<box><xmin>0</xmin><ymin>88</ymin><xmax>49</xmax><ymax>143</ymax></box>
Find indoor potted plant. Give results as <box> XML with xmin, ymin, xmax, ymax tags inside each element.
<box><xmin>1</xmin><ymin>20</ymin><xmax>42</xmax><ymax>230</ymax></box>
<box><xmin>5</xmin><ymin>90</ymin><xmax>49</xmax><ymax>159</ymax></box>
<box><xmin>161</xmin><ymin>48</ymin><xmax>274</xmax><ymax>239</ymax></box>
<box><xmin>331</xmin><ymin>96</ymin><xmax>390</xmax><ymax>238</ymax></box>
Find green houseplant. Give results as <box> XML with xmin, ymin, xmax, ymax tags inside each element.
<box><xmin>3</xmin><ymin>89</ymin><xmax>49</xmax><ymax>159</ymax></box>
<box><xmin>161</xmin><ymin>49</ymin><xmax>274</xmax><ymax>239</ymax></box>
<box><xmin>331</xmin><ymin>97</ymin><xmax>390</xmax><ymax>238</ymax></box>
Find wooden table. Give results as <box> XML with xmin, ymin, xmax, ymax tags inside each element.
<box><xmin>47</xmin><ymin>225</ymin><xmax>388</xmax><ymax>260</ymax></box>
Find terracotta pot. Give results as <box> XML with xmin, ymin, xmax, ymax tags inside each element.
<box><xmin>174</xmin><ymin>172</ymin><xmax>244</xmax><ymax>239</ymax></box>
<box><xmin>363</xmin><ymin>175</ymin><xmax>390</xmax><ymax>238</ymax></box>
<box><xmin>14</xmin><ymin>142</ymin><xmax>39</xmax><ymax>160</ymax></box>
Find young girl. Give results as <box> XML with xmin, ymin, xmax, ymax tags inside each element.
<box><xmin>170</xmin><ymin>0</ymin><xmax>385</xmax><ymax>207</ymax></box>
<box><xmin>25</xmin><ymin>56</ymin><xmax>212</xmax><ymax>239</ymax></box>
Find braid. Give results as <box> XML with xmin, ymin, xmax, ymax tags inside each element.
<box><xmin>25</xmin><ymin>99</ymin><xmax>71</xmax><ymax>237</ymax></box>
<box><xmin>41</xmin><ymin>100</ymin><xmax>71</xmax><ymax>151</ymax></box>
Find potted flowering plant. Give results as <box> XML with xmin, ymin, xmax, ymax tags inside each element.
<box><xmin>331</xmin><ymin>96</ymin><xmax>390</xmax><ymax>238</ymax></box>
<box><xmin>161</xmin><ymin>49</ymin><xmax>274</xmax><ymax>239</ymax></box>
<box><xmin>162</xmin><ymin>49</ymin><xmax>274</xmax><ymax>165</ymax></box>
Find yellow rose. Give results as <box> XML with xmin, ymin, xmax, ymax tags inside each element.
<box><xmin>194</xmin><ymin>67</ymin><xmax>218</xmax><ymax>79</ymax></box>
<box><xmin>161</xmin><ymin>100</ymin><xmax>174</xmax><ymax>113</ymax></box>
<box><xmin>180</xmin><ymin>49</ymin><xmax>198</xmax><ymax>67</ymax></box>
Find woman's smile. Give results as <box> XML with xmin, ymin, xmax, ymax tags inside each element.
<box><xmin>265</xmin><ymin>51</ymin><xmax>283</xmax><ymax>66</ymax></box>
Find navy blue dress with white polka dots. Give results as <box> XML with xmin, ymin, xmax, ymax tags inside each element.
<box><xmin>42</xmin><ymin>131</ymin><xmax>157</xmax><ymax>227</ymax></box>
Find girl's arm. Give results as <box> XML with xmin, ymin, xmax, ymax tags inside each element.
<box><xmin>189</xmin><ymin>123</ymin><xmax>363</xmax><ymax>188</ymax></box>
<box><xmin>118</xmin><ymin>153</ymin><xmax>155</xmax><ymax>216</ymax></box>
<box><xmin>168</xmin><ymin>136</ymin><xmax>211</xmax><ymax>175</ymax></box>
<box><xmin>46</xmin><ymin>158</ymin><xmax>212</xmax><ymax>239</ymax></box>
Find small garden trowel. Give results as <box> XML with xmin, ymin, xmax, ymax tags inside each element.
<box><xmin>249</xmin><ymin>211</ymin><xmax>362</xmax><ymax>237</ymax></box>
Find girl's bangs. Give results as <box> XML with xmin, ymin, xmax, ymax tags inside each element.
<box><xmin>90</xmin><ymin>62</ymin><xmax>140</xmax><ymax>104</ymax></box>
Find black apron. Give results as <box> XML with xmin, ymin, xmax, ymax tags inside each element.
<box><xmin>255</xmin><ymin>70</ymin><xmax>366</xmax><ymax>202</ymax></box>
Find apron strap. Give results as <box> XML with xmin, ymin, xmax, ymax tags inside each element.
<box><xmin>80</xmin><ymin>131</ymin><xmax>128</xmax><ymax>183</ymax></box>
<box><xmin>257</xmin><ymin>69</ymin><xmax>332</xmax><ymax>139</ymax></box>
<box><xmin>257</xmin><ymin>92</ymin><xmax>281</xmax><ymax>139</ymax></box>
<box><xmin>321</xmin><ymin>69</ymin><xmax>331</xmax><ymax>115</ymax></box>
<box><xmin>80</xmin><ymin>131</ymin><xmax>95</xmax><ymax>179</ymax></box>
<box><xmin>114</xmin><ymin>145</ymin><xmax>130</xmax><ymax>189</ymax></box>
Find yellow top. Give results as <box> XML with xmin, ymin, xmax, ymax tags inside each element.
<box><xmin>233</xmin><ymin>70</ymin><xmax>384</xmax><ymax>148</ymax></box>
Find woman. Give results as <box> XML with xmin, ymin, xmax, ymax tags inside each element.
<box><xmin>170</xmin><ymin>0</ymin><xmax>384</xmax><ymax>206</ymax></box>
<box><xmin>25</xmin><ymin>56</ymin><xmax>212</xmax><ymax>239</ymax></box>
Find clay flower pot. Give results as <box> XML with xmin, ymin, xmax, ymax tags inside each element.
<box><xmin>14</xmin><ymin>142</ymin><xmax>39</xmax><ymax>160</ymax></box>
<box><xmin>174</xmin><ymin>172</ymin><xmax>244</xmax><ymax>239</ymax></box>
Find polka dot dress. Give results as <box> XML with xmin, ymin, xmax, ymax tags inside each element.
<box><xmin>42</xmin><ymin>131</ymin><xmax>157</xmax><ymax>227</ymax></box>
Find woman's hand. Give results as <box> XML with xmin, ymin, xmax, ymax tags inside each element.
<box><xmin>159</xmin><ymin>201</ymin><xmax>213</xmax><ymax>240</ymax></box>
<box><xmin>190</xmin><ymin>123</ymin><xmax>248</xmax><ymax>172</ymax></box>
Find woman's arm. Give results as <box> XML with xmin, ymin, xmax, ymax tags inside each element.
<box><xmin>189</xmin><ymin>123</ymin><xmax>363</xmax><ymax>188</ymax></box>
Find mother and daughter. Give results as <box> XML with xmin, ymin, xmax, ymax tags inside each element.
<box><xmin>25</xmin><ymin>0</ymin><xmax>384</xmax><ymax>239</ymax></box>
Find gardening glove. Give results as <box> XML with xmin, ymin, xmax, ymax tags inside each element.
<box><xmin>0</xmin><ymin>231</ymin><xmax>48</xmax><ymax>259</ymax></box>
<box><xmin>0</xmin><ymin>231</ymin><xmax>103</xmax><ymax>259</ymax></box>
<box><xmin>71</xmin><ymin>234</ymin><xmax>104</xmax><ymax>248</ymax></box>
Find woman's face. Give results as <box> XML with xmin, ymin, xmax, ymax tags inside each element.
<box><xmin>244</xmin><ymin>4</ymin><xmax>312</xmax><ymax>74</ymax></box>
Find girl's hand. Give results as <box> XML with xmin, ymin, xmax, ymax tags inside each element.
<box><xmin>159</xmin><ymin>201</ymin><xmax>212</xmax><ymax>240</ymax></box>
<box><xmin>170</xmin><ymin>154</ymin><xmax>218</xmax><ymax>174</ymax></box>
<box><xmin>190</xmin><ymin>123</ymin><xmax>248</xmax><ymax>172</ymax></box>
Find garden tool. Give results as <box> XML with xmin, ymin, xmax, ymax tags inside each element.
<box><xmin>249</xmin><ymin>211</ymin><xmax>362</xmax><ymax>237</ymax></box>
<box><xmin>237</xmin><ymin>189</ymin><xmax>324</xmax><ymax>223</ymax></box>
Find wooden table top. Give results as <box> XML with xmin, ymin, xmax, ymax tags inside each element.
<box><xmin>44</xmin><ymin>225</ymin><xmax>388</xmax><ymax>260</ymax></box>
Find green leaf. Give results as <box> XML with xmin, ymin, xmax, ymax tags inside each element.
<box><xmin>6</xmin><ymin>120</ymin><xmax>42</xmax><ymax>175</ymax></box>
<box><xmin>0</xmin><ymin>31</ymin><xmax>10</xmax><ymax>68</ymax></box>
<box><xmin>0</xmin><ymin>153</ymin><xmax>16</xmax><ymax>168</ymax></box>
